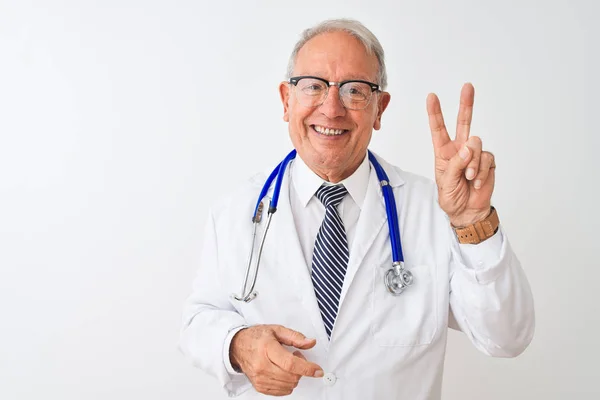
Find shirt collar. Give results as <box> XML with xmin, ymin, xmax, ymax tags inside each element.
<box><xmin>291</xmin><ymin>152</ymin><xmax>371</xmax><ymax>210</ymax></box>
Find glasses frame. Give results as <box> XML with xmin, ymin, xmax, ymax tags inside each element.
<box><xmin>289</xmin><ymin>75</ymin><xmax>381</xmax><ymax>110</ymax></box>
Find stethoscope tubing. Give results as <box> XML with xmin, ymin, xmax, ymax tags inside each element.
<box><xmin>235</xmin><ymin>149</ymin><xmax>409</xmax><ymax>302</ymax></box>
<box><xmin>368</xmin><ymin>151</ymin><xmax>404</xmax><ymax>263</ymax></box>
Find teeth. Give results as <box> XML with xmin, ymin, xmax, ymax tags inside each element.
<box><xmin>314</xmin><ymin>125</ymin><xmax>345</xmax><ymax>135</ymax></box>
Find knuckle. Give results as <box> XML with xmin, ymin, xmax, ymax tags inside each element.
<box><xmin>470</xmin><ymin>136</ymin><xmax>482</xmax><ymax>146</ymax></box>
<box><xmin>255</xmin><ymin>362</ymin><xmax>268</xmax><ymax>374</ymax></box>
<box><xmin>255</xmin><ymin>384</ymin><xmax>267</xmax><ymax>394</ymax></box>
<box><xmin>458</xmin><ymin>116</ymin><xmax>471</xmax><ymax>125</ymax></box>
<box><xmin>300</xmin><ymin>366</ymin><xmax>312</xmax><ymax>376</ymax></box>
<box><xmin>482</xmin><ymin>154</ymin><xmax>494</xmax><ymax>166</ymax></box>
<box><xmin>281</xmin><ymin>358</ymin><xmax>293</xmax><ymax>372</ymax></box>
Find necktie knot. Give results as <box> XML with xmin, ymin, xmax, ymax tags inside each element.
<box><xmin>316</xmin><ymin>184</ymin><xmax>347</xmax><ymax>208</ymax></box>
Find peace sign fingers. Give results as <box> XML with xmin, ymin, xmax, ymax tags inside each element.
<box><xmin>455</xmin><ymin>83</ymin><xmax>475</xmax><ymax>144</ymax></box>
<box><xmin>426</xmin><ymin>93</ymin><xmax>451</xmax><ymax>157</ymax></box>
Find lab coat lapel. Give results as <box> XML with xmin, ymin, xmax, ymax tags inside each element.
<box><xmin>267</xmin><ymin>169</ymin><xmax>329</xmax><ymax>344</ymax></box>
<box><xmin>338</xmin><ymin>153</ymin><xmax>405</xmax><ymax>308</ymax></box>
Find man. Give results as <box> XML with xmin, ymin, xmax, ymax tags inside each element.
<box><xmin>180</xmin><ymin>19</ymin><xmax>535</xmax><ymax>399</ymax></box>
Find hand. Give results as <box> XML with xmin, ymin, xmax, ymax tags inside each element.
<box><xmin>426</xmin><ymin>83</ymin><xmax>496</xmax><ymax>227</ymax></box>
<box><xmin>230</xmin><ymin>324</ymin><xmax>324</xmax><ymax>396</ymax></box>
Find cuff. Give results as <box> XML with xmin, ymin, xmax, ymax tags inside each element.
<box><xmin>457</xmin><ymin>226</ymin><xmax>503</xmax><ymax>270</ymax></box>
<box><xmin>454</xmin><ymin>225</ymin><xmax>510</xmax><ymax>284</ymax></box>
<box><xmin>223</xmin><ymin>325</ymin><xmax>248</xmax><ymax>376</ymax></box>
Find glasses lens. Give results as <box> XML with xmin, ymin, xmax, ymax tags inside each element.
<box><xmin>295</xmin><ymin>78</ymin><xmax>328</xmax><ymax>107</ymax></box>
<box><xmin>340</xmin><ymin>81</ymin><xmax>373</xmax><ymax>110</ymax></box>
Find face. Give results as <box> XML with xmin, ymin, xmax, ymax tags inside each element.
<box><xmin>279</xmin><ymin>31</ymin><xmax>391</xmax><ymax>182</ymax></box>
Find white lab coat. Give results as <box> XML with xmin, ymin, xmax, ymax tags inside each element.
<box><xmin>180</xmin><ymin>153</ymin><xmax>535</xmax><ymax>399</ymax></box>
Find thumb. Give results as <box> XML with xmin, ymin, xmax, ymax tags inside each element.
<box><xmin>272</xmin><ymin>325</ymin><xmax>317</xmax><ymax>350</ymax></box>
<box><xmin>444</xmin><ymin>144</ymin><xmax>472</xmax><ymax>185</ymax></box>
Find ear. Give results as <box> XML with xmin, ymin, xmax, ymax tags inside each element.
<box><xmin>373</xmin><ymin>91</ymin><xmax>391</xmax><ymax>130</ymax></box>
<box><xmin>279</xmin><ymin>81</ymin><xmax>291</xmax><ymax>122</ymax></box>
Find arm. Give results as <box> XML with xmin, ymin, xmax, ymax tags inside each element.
<box><xmin>426</xmin><ymin>84</ymin><xmax>535</xmax><ymax>356</ymax></box>
<box><xmin>179</xmin><ymin>211</ymin><xmax>323</xmax><ymax>397</ymax></box>
<box><xmin>448</xmin><ymin>226</ymin><xmax>535</xmax><ymax>357</ymax></box>
<box><xmin>179</xmin><ymin>211</ymin><xmax>252</xmax><ymax>396</ymax></box>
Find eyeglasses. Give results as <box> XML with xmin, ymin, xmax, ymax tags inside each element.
<box><xmin>289</xmin><ymin>76</ymin><xmax>380</xmax><ymax>110</ymax></box>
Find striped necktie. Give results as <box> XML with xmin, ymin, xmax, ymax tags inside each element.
<box><xmin>311</xmin><ymin>184</ymin><xmax>349</xmax><ymax>339</ymax></box>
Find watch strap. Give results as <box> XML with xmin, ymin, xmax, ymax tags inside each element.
<box><xmin>454</xmin><ymin>207</ymin><xmax>499</xmax><ymax>244</ymax></box>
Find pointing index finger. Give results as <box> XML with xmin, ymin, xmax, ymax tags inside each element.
<box><xmin>427</xmin><ymin>93</ymin><xmax>451</xmax><ymax>156</ymax></box>
<box><xmin>267</xmin><ymin>342</ymin><xmax>323</xmax><ymax>377</ymax></box>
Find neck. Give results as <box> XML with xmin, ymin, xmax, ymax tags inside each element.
<box><xmin>309</xmin><ymin>154</ymin><xmax>364</xmax><ymax>183</ymax></box>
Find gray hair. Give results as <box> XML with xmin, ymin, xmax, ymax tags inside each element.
<box><xmin>286</xmin><ymin>19</ymin><xmax>388</xmax><ymax>90</ymax></box>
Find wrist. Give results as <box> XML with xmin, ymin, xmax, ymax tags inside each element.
<box><xmin>449</xmin><ymin>207</ymin><xmax>492</xmax><ymax>228</ymax></box>
<box><xmin>452</xmin><ymin>207</ymin><xmax>499</xmax><ymax>245</ymax></box>
<box><xmin>229</xmin><ymin>328</ymin><xmax>247</xmax><ymax>373</ymax></box>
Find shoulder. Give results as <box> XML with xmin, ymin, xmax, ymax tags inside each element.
<box><xmin>374</xmin><ymin>153</ymin><xmax>450</xmax><ymax>230</ymax></box>
<box><xmin>373</xmin><ymin>153</ymin><xmax>438</xmax><ymax>197</ymax></box>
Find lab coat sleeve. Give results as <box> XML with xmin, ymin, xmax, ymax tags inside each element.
<box><xmin>179</xmin><ymin>211</ymin><xmax>253</xmax><ymax>396</ymax></box>
<box><xmin>448</xmin><ymin>224</ymin><xmax>535</xmax><ymax>357</ymax></box>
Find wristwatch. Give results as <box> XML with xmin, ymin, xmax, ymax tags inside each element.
<box><xmin>453</xmin><ymin>207</ymin><xmax>499</xmax><ymax>244</ymax></box>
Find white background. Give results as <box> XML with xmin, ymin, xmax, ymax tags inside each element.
<box><xmin>0</xmin><ymin>0</ymin><xmax>598</xmax><ymax>399</ymax></box>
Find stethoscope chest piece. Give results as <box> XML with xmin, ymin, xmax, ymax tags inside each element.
<box><xmin>385</xmin><ymin>262</ymin><xmax>414</xmax><ymax>296</ymax></box>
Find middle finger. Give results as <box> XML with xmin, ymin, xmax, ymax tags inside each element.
<box><xmin>455</xmin><ymin>83</ymin><xmax>475</xmax><ymax>144</ymax></box>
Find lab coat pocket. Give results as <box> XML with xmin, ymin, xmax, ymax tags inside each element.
<box><xmin>370</xmin><ymin>264</ymin><xmax>438</xmax><ymax>346</ymax></box>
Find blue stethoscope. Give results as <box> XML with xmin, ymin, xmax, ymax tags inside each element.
<box><xmin>232</xmin><ymin>149</ymin><xmax>413</xmax><ymax>303</ymax></box>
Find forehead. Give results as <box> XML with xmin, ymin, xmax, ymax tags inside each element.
<box><xmin>294</xmin><ymin>31</ymin><xmax>379</xmax><ymax>82</ymax></box>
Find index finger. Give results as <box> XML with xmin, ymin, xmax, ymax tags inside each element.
<box><xmin>426</xmin><ymin>93</ymin><xmax>451</xmax><ymax>156</ymax></box>
<box><xmin>266</xmin><ymin>341</ymin><xmax>323</xmax><ymax>377</ymax></box>
<box><xmin>455</xmin><ymin>83</ymin><xmax>475</xmax><ymax>144</ymax></box>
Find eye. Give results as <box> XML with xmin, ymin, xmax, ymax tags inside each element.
<box><xmin>298</xmin><ymin>79</ymin><xmax>327</xmax><ymax>96</ymax></box>
<box><xmin>342</xmin><ymin>82</ymin><xmax>370</xmax><ymax>100</ymax></box>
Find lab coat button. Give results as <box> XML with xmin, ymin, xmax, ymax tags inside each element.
<box><xmin>323</xmin><ymin>372</ymin><xmax>337</xmax><ymax>386</ymax></box>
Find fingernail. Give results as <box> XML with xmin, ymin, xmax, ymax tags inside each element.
<box><xmin>466</xmin><ymin>168</ymin><xmax>475</xmax><ymax>180</ymax></box>
<box><xmin>474</xmin><ymin>180</ymin><xmax>482</xmax><ymax>189</ymax></box>
<box><xmin>459</xmin><ymin>146</ymin><xmax>469</xmax><ymax>160</ymax></box>
<box><xmin>314</xmin><ymin>370</ymin><xmax>324</xmax><ymax>378</ymax></box>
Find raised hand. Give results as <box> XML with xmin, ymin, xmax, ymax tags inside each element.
<box><xmin>426</xmin><ymin>83</ymin><xmax>496</xmax><ymax>227</ymax></box>
<box><xmin>230</xmin><ymin>325</ymin><xmax>324</xmax><ymax>396</ymax></box>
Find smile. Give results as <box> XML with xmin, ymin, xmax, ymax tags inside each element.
<box><xmin>311</xmin><ymin>125</ymin><xmax>348</xmax><ymax>136</ymax></box>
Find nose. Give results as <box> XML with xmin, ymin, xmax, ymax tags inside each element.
<box><xmin>318</xmin><ymin>86</ymin><xmax>346</xmax><ymax>119</ymax></box>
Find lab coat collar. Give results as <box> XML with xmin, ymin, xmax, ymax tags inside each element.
<box><xmin>368</xmin><ymin>150</ymin><xmax>405</xmax><ymax>189</ymax></box>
